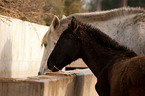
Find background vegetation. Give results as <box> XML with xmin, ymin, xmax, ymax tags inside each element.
<box><xmin>0</xmin><ymin>0</ymin><xmax>144</xmax><ymax>25</ymax></box>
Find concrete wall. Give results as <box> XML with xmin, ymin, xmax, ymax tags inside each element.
<box><xmin>0</xmin><ymin>69</ymin><xmax>98</xmax><ymax>96</ymax></box>
<box><xmin>0</xmin><ymin>15</ymin><xmax>48</xmax><ymax>78</ymax></box>
<box><xmin>0</xmin><ymin>16</ymin><xmax>98</xmax><ymax>95</ymax></box>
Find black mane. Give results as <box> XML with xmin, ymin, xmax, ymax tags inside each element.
<box><xmin>71</xmin><ymin>19</ymin><xmax>136</xmax><ymax>56</ymax></box>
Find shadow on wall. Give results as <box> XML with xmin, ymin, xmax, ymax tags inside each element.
<box><xmin>65</xmin><ymin>75</ymin><xmax>85</xmax><ymax>96</ymax></box>
<box><xmin>74</xmin><ymin>75</ymin><xmax>85</xmax><ymax>96</ymax></box>
<box><xmin>0</xmin><ymin>40</ymin><xmax>12</xmax><ymax>77</ymax></box>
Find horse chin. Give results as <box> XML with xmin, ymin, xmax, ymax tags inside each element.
<box><xmin>51</xmin><ymin>67</ymin><xmax>59</xmax><ymax>72</ymax></box>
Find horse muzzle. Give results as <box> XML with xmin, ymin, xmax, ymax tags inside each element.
<box><xmin>47</xmin><ymin>60</ymin><xmax>59</xmax><ymax>72</ymax></box>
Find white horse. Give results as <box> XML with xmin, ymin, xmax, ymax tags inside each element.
<box><xmin>39</xmin><ymin>7</ymin><xmax>145</xmax><ymax>75</ymax></box>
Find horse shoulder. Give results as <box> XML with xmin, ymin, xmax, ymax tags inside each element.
<box><xmin>125</xmin><ymin>56</ymin><xmax>145</xmax><ymax>95</ymax></box>
<box><xmin>126</xmin><ymin>56</ymin><xmax>145</xmax><ymax>85</ymax></box>
<box><xmin>110</xmin><ymin>56</ymin><xmax>145</xmax><ymax>96</ymax></box>
<box><xmin>109</xmin><ymin>60</ymin><xmax>129</xmax><ymax>96</ymax></box>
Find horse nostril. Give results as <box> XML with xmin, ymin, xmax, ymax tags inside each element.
<box><xmin>47</xmin><ymin>59</ymin><xmax>60</xmax><ymax>72</ymax></box>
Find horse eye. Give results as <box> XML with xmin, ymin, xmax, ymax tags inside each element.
<box><xmin>44</xmin><ymin>43</ymin><xmax>47</xmax><ymax>47</ymax></box>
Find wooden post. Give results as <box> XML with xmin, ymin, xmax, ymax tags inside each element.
<box><xmin>97</xmin><ymin>0</ymin><xmax>101</xmax><ymax>11</ymax></box>
<box><xmin>122</xmin><ymin>0</ymin><xmax>127</xmax><ymax>7</ymax></box>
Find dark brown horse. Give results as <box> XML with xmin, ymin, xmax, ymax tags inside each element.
<box><xmin>47</xmin><ymin>17</ymin><xmax>145</xmax><ymax>96</ymax></box>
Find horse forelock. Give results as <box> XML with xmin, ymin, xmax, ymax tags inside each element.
<box><xmin>41</xmin><ymin>25</ymin><xmax>55</xmax><ymax>47</ymax></box>
<box><xmin>41</xmin><ymin>30</ymin><xmax>49</xmax><ymax>46</ymax></box>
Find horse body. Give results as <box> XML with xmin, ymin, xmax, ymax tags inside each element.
<box><xmin>47</xmin><ymin>17</ymin><xmax>145</xmax><ymax>96</ymax></box>
<box><xmin>110</xmin><ymin>56</ymin><xmax>145</xmax><ymax>96</ymax></box>
<box><xmin>39</xmin><ymin>7</ymin><xmax>145</xmax><ymax>74</ymax></box>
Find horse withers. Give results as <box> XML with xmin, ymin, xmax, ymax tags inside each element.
<box><xmin>47</xmin><ymin>17</ymin><xmax>145</xmax><ymax>96</ymax></box>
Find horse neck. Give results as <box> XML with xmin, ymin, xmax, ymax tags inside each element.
<box><xmin>67</xmin><ymin>7</ymin><xmax>144</xmax><ymax>23</ymax></box>
<box><xmin>80</xmin><ymin>39</ymin><xmax>136</xmax><ymax>77</ymax></box>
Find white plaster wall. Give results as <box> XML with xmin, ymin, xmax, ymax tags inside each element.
<box><xmin>0</xmin><ymin>15</ymin><xmax>49</xmax><ymax>78</ymax></box>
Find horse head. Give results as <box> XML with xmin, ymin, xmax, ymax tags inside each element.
<box><xmin>39</xmin><ymin>15</ymin><xmax>67</xmax><ymax>74</ymax></box>
<box><xmin>47</xmin><ymin>17</ymin><xmax>81</xmax><ymax>72</ymax></box>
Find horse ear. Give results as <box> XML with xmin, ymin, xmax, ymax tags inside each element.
<box><xmin>69</xmin><ymin>16</ymin><xmax>78</xmax><ymax>31</ymax></box>
<box><xmin>52</xmin><ymin>15</ymin><xmax>60</xmax><ymax>29</ymax></box>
